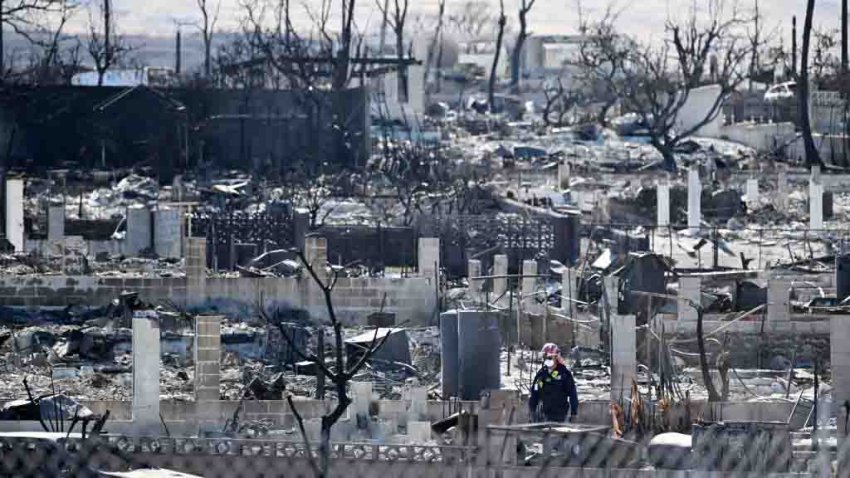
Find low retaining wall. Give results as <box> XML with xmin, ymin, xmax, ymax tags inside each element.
<box><xmin>0</xmin><ymin>274</ymin><xmax>438</xmax><ymax>325</ymax></box>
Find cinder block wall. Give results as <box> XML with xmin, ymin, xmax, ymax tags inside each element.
<box><xmin>0</xmin><ymin>275</ymin><xmax>437</xmax><ymax>325</ymax></box>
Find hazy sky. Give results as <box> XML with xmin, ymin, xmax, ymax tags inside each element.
<box><xmin>78</xmin><ymin>0</ymin><xmax>843</xmax><ymax>41</ymax></box>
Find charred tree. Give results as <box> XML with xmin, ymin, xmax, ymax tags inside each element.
<box><xmin>489</xmin><ymin>0</ymin><xmax>506</xmax><ymax>112</ymax></box>
<box><xmin>195</xmin><ymin>0</ymin><xmax>220</xmax><ymax>78</ymax></box>
<box><xmin>800</xmin><ymin>0</ymin><xmax>821</xmax><ymax>168</ymax></box>
<box><xmin>87</xmin><ymin>0</ymin><xmax>129</xmax><ymax>86</ymax></box>
<box><xmin>510</xmin><ymin>0</ymin><xmax>536</xmax><ymax>89</ymax></box>
<box><xmin>263</xmin><ymin>250</ymin><xmax>394</xmax><ymax>478</ymax></box>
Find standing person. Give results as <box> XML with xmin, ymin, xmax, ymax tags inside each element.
<box><xmin>529</xmin><ymin>343</ymin><xmax>578</xmax><ymax>423</ymax></box>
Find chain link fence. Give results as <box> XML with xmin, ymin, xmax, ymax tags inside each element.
<box><xmin>0</xmin><ymin>417</ymin><xmax>843</xmax><ymax>477</ymax></box>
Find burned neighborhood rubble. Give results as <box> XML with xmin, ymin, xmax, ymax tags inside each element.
<box><xmin>3</xmin><ymin>0</ymin><xmax>850</xmax><ymax>476</ymax></box>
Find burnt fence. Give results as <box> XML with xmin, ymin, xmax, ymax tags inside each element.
<box><xmin>189</xmin><ymin>210</ymin><xmax>580</xmax><ymax>277</ymax></box>
<box><xmin>419</xmin><ymin>213</ymin><xmax>580</xmax><ymax>279</ymax></box>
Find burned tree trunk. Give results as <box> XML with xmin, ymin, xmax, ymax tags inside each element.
<box><xmin>510</xmin><ymin>0</ymin><xmax>536</xmax><ymax>89</ymax></box>
<box><xmin>489</xmin><ymin>0</ymin><xmax>506</xmax><ymax>113</ymax></box>
<box><xmin>800</xmin><ymin>0</ymin><xmax>821</xmax><ymax>168</ymax></box>
<box><xmin>696</xmin><ymin>307</ymin><xmax>722</xmax><ymax>402</ymax></box>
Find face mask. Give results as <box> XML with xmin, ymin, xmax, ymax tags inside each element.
<box><xmin>544</xmin><ymin>359</ymin><xmax>555</xmax><ymax>368</ymax></box>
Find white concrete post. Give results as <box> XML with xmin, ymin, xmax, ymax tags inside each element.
<box><xmin>558</xmin><ymin>161</ymin><xmax>571</xmax><ymax>190</ymax></box>
<box><xmin>776</xmin><ymin>166</ymin><xmax>788</xmax><ymax>212</ymax></box>
<box><xmin>154</xmin><ymin>208</ymin><xmax>182</xmax><ymax>259</ymax></box>
<box><xmin>610</xmin><ymin>312</ymin><xmax>636</xmax><ymax>404</ymax></box>
<box><xmin>745</xmin><ymin>178</ymin><xmax>759</xmax><ymax>206</ymax></box>
<box><xmin>406</xmin><ymin>39</ymin><xmax>428</xmax><ymax>114</ymax></box>
<box><xmin>678</xmin><ymin>277</ymin><xmax>701</xmax><ymax>322</ymax></box>
<box><xmin>687</xmin><ymin>166</ymin><xmax>701</xmax><ymax>234</ymax></box>
<box><xmin>832</xmin><ymin>317</ymin><xmax>850</xmax><ymax>446</ymax></box>
<box><xmin>418</xmin><ymin>238</ymin><xmax>440</xmax><ymax>283</ymax></box>
<box><xmin>657</xmin><ymin>183</ymin><xmax>670</xmax><ymax>228</ymax></box>
<box><xmin>132</xmin><ymin>311</ymin><xmax>161</xmax><ymax>434</ymax></box>
<box><xmin>562</xmin><ymin>268</ymin><xmax>577</xmax><ymax>315</ymax></box>
<box><xmin>521</xmin><ymin>260</ymin><xmax>539</xmax><ymax>315</ymax></box>
<box><xmin>47</xmin><ymin>205</ymin><xmax>65</xmax><ymax>242</ymax></box>
<box><xmin>5</xmin><ymin>178</ymin><xmax>24</xmax><ymax>252</ymax></box>
<box><xmin>468</xmin><ymin>259</ymin><xmax>483</xmax><ymax>300</ymax></box>
<box><xmin>810</xmin><ymin>166</ymin><xmax>824</xmax><ymax>231</ymax></box>
<box><xmin>405</xmin><ymin>386</ymin><xmax>428</xmax><ymax>421</ymax></box>
<box><xmin>351</xmin><ymin>381</ymin><xmax>373</xmax><ymax>419</ymax></box>
<box><xmin>767</xmin><ymin>278</ymin><xmax>790</xmax><ymax>322</ymax></box>
<box><xmin>303</xmin><ymin>236</ymin><xmax>329</xmax><ymax>284</ymax></box>
<box><xmin>493</xmin><ymin>255</ymin><xmax>508</xmax><ymax>301</ymax></box>
<box><xmin>194</xmin><ymin>316</ymin><xmax>221</xmax><ymax>402</ymax></box>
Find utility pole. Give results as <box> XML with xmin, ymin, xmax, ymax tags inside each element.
<box><xmin>175</xmin><ymin>28</ymin><xmax>182</xmax><ymax>76</ymax></box>
<box><xmin>841</xmin><ymin>0</ymin><xmax>850</xmax><ymax>74</ymax></box>
<box><xmin>792</xmin><ymin>16</ymin><xmax>798</xmax><ymax>78</ymax></box>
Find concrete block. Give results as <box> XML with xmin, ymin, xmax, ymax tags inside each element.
<box><xmin>610</xmin><ymin>314</ymin><xmax>636</xmax><ymax>404</ymax></box>
<box><xmin>418</xmin><ymin>238</ymin><xmax>440</xmax><ymax>281</ymax></box>
<box><xmin>132</xmin><ymin>311</ymin><xmax>161</xmax><ymax>434</ymax></box>
<box><xmin>48</xmin><ymin>206</ymin><xmax>65</xmax><ymax>241</ymax></box>
<box><xmin>687</xmin><ymin>166</ymin><xmax>701</xmax><ymax>233</ymax></box>
<box><xmin>678</xmin><ymin>277</ymin><xmax>701</xmax><ymax>322</ymax></box>
<box><xmin>351</xmin><ymin>381</ymin><xmax>373</xmax><ymax>418</ymax></box>
<box><xmin>521</xmin><ymin>260</ymin><xmax>539</xmax><ymax>315</ymax></box>
<box><xmin>125</xmin><ymin>206</ymin><xmax>152</xmax><ymax>256</ymax></box>
<box><xmin>154</xmin><ymin>208</ymin><xmax>182</xmax><ymax>259</ymax></box>
<box><xmin>767</xmin><ymin>279</ymin><xmax>790</xmax><ymax>322</ymax></box>
<box><xmin>5</xmin><ymin>179</ymin><xmax>24</xmax><ymax>252</ymax></box>
<box><xmin>493</xmin><ymin>255</ymin><xmax>508</xmax><ymax>301</ymax></box>
<box><xmin>468</xmin><ymin>259</ymin><xmax>482</xmax><ymax>297</ymax></box>
<box><xmin>657</xmin><ymin>183</ymin><xmax>670</xmax><ymax>228</ymax></box>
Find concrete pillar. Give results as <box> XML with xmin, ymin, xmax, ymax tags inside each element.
<box><xmin>186</xmin><ymin>237</ymin><xmax>207</xmax><ymax>306</ymax></box>
<box><xmin>132</xmin><ymin>311</ymin><xmax>160</xmax><ymax>434</ymax></box>
<box><xmin>767</xmin><ymin>278</ymin><xmax>790</xmax><ymax>322</ymax></box>
<box><xmin>745</xmin><ymin>178</ymin><xmax>759</xmax><ymax>206</ymax></box>
<box><xmin>47</xmin><ymin>205</ymin><xmax>65</xmax><ymax>242</ymax></box>
<box><xmin>468</xmin><ymin>259</ymin><xmax>483</xmax><ymax>299</ymax></box>
<box><xmin>810</xmin><ymin>167</ymin><xmax>824</xmax><ymax>231</ymax></box>
<box><xmin>407</xmin><ymin>39</ymin><xmax>427</xmax><ymax>114</ymax></box>
<box><xmin>125</xmin><ymin>205</ymin><xmax>151</xmax><ymax>256</ymax></box>
<box><xmin>5</xmin><ymin>178</ymin><xmax>23</xmax><ymax>252</ymax></box>
<box><xmin>562</xmin><ymin>268</ymin><xmax>577</xmax><ymax>314</ymax></box>
<box><xmin>418</xmin><ymin>238</ymin><xmax>440</xmax><ymax>282</ymax></box>
<box><xmin>405</xmin><ymin>386</ymin><xmax>428</xmax><ymax>421</ymax></box>
<box><xmin>194</xmin><ymin>316</ymin><xmax>221</xmax><ymax>402</ymax></box>
<box><xmin>493</xmin><ymin>255</ymin><xmax>508</xmax><ymax>301</ymax></box>
<box><xmin>304</xmin><ymin>236</ymin><xmax>329</xmax><ymax>284</ymax></box>
<box><xmin>558</xmin><ymin>161</ymin><xmax>571</xmax><ymax>190</ymax></box>
<box><xmin>521</xmin><ymin>260</ymin><xmax>539</xmax><ymax>315</ymax></box>
<box><xmin>351</xmin><ymin>381</ymin><xmax>373</xmax><ymax>420</ymax></box>
<box><xmin>831</xmin><ymin>317</ymin><xmax>850</xmax><ymax>438</ymax></box>
<box><xmin>678</xmin><ymin>277</ymin><xmax>701</xmax><ymax>322</ymax></box>
<box><xmin>154</xmin><ymin>208</ymin><xmax>182</xmax><ymax>259</ymax></box>
<box><xmin>292</xmin><ymin>208</ymin><xmax>310</xmax><ymax>252</ymax></box>
<box><xmin>687</xmin><ymin>166</ymin><xmax>701</xmax><ymax>234</ymax></box>
<box><xmin>657</xmin><ymin>183</ymin><xmax>670</xmax><ymax>228</ymax></box>
<box><xmin>776</xmin><ymin>166</ymin><xmax>788</xmax><ymax>212</ymax></box>
<box><xmin>610</xmin><ymin>313</ymin><xmax>636</xmax><ymax>404</ymax></box>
